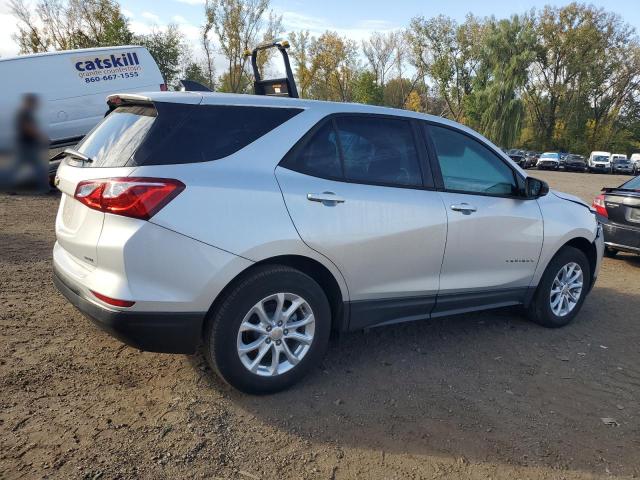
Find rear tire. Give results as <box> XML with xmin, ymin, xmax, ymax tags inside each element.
<box><xmin>527</xmin><ymin>247</ymin><xmax>591</xmax><ymax>328</ymax></box>
<box><xmin>204</xmin><ymin>265</ymin><xmax>331</xmax><ymax>394</ymax></box>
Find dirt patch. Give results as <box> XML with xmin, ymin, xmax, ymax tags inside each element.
<box><xmin>1</xmin><ymin>171</ymin><xmax>639</xmax><ymax>479</ymax></box>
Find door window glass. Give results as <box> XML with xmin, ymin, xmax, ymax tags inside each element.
<box><xmin>335</xmin><ymin>117</ymin><xmax>422</xmax><ymax>187</ymax></box>
<box><xmin>284</xmin><ymin>122</ymin><xmax>342</xmax><ymax>179</ymax></box>
<box><xmin>428</xmin><ymin>125</ymin><xmax>518</xmax><ymax>195</ymax></box>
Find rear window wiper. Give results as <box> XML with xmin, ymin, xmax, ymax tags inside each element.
<box><xmin>63</xmin><ymin>148</ymin><xmax>93</xmax><ymax>163</ymax></box>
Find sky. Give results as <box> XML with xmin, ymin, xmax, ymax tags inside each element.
<box><xmin>1</xmin><ymin>0</ymin><xmax>639</xmax><ymax>60</ymax></box>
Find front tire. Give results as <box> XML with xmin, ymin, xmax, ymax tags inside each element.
<box><xmin>527</xmin><ymin>247</ymin><xmax>591</xmax><ymax>328</ymax></box>
<box><xmin>204</xmin><ymin>265</ymin><xmax>331</xmax><ymax>394</ymax></box>
<box><xmin>604</xmin><ymin>247</ymin><xmax>618</xmax><ymax>258</ymax></box>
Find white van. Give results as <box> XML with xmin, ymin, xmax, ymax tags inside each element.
<box><xmin>0</xmin><ymin>46</ymin><xmax>165</xmax><ymax>151</ymax></box>
<box><xmin>588</xmin><ymin>151</ymin><xmax>612</xmax><ymax>173</ymax></box>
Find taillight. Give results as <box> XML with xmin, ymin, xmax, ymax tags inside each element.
<box><xmin>160</xmin><ymin>83</ymin><xmax>168</xmax><ymax>91</ymax></box>
<box><xmin>592</xmin><ymin>194</ymin><xmax>608</xmax><ymax>218</ymax></box>
<box><xmin>90</xmin><ymin>290</ymin><xmax>135</xmax><ymax>307</ymax></box>
<box><xmin>74</xmin><ymin>178</ymin><xmax>185</xmax><ymax>220</ymax></box>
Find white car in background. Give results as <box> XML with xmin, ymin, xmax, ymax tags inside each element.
<box><xmin>629</xmin><ymin>153</ymin><xmax>640</xmax><ymax>175</ymax></box>
<box><xmin>0</xmin><ymin>46</ymin><xmax>165</xmax><ymax>151</ymax></box>
<box><xmin>588</xmin><ymin>151</ymin><xmax>612</xmax><ymax>173</ymax></box>
<box><xmin>536</xmin><ymin>152</ymin><xmax>560</xmax><ymax>170</ymax></box>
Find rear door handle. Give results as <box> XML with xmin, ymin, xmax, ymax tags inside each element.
<box><xmin>307</xmin><ymin>192</ymin><xmax>345</xmax><ymax>205</ymax></box>
<box><xmin>450</xmin><ymin>203</ymin><xmax>477</xmax><ymax>214</ymax></box>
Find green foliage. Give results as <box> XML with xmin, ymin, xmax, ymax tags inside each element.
<box><xmin>182</xmin><ymin>63</ymin><xmax>211</xmax><ymax>88</ymax></box>
<box><xmin>137</xmin><ymin>25</ymin><xmax>184</xmax><ymax>86</ymax></box>
<box><xmin>352</xmin><ymin>71</ymin><xmax>383</xmax><ymax>105</ymax></box>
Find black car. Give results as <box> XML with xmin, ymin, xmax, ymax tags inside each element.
<box><xmin>508</xmin><ymin>153</ymin><xmax>527</xmax><ymax>168</ymax></box>
<box><xmin>593</xmin><ymin>175</ymin><xmax>640</xmax><ymax>257</ymax></box>
<box><xmin>564</xmin><ymin>154</ymin><xmax>588</xmax><ymax>172</ymax></box>
<box><xmin>611</xmin><ymin>157</ymin><xmax>633</xmax><ymax>175</ymax></box>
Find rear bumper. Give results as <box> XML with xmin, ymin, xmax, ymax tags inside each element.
<box><xmin>598</xmin><ymin>216</ymin><xmax>640</xmax><ymax>253</ymax></box>
<box><xmin>53</xmin><ymin>266</ymin><xmax>205</xmax><ymax>354</ymax></box>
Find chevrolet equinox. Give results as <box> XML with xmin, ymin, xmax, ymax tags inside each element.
<box><xmin>53</xmin><ymin>92</ymin><xmax>604</xmax><ymax>393</ymax></box>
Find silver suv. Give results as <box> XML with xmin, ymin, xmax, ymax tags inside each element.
<box><xmin>53</xmin><ymin>92</ymin><xmax>604</xmax><ymax>393</ymax></box>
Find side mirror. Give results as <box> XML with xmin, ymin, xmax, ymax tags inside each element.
<box><xmin>525</xmin><ymin>177</ymin><xmax>549</xmax><ymax>198</ymax></box>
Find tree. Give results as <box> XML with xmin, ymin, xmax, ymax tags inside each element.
<box><xmin>307</xmin><ymin>31</ymin><xmax>359</xmax><ymax>101</ymax></box>
<box><xmin>404</xmin><ymin>90</ymin><xmax>422</xmax><ymax>112</ymax></box>
<box><xmin>362</xmin><ymin>31</ymin><xmax>397</xmax><ymax>86</ymax></box>
<box><xmin>201</xmin><ymin>4</ymin><xmax>216</xmax><ymax>90</ymax></box>
<box><xmin>352</xmin><ymin>70</ymin><xmax>383</xmax><ymax>105</ymax></box>
<box><xmin>204</xmin><ymin>0</ymin><xmax>281</xmax><ymax>93</ymax></box>
<box><xmin>525</xmin><ymin>4</ymin><xmax>605</xmax><ymax>149</ymax></box>
<box><xmin>10</xmin><ymin>0</ymin><xmax>133</xmax><ymax>53</ymax></box>
<box><xmin>469</xmin><ymin>15</ymin><xmax>536</xmax><ymax>146</ymax></box>
<box><xmin>289</xmin><ymin>30</ymin><xmax>313</xmax><ymax>98</ymax></box>
<box><xmin>407</xmin><ymin>14</ymin><xmax>486</xmax><ymax>122</ymax></box>
<box><xmin>183</xmin><ymin>63</ymin><xmax>210</xmax><ymax>86</ymax></box>
<box><xmin>137</xmin><ymin>25</ymin><xmax>184</xmax><ymax>87</ymax></box>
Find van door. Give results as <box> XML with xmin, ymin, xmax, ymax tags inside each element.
<box><xmin>276</xmin><ymin>115</ymin><xmax>447</xmax><ymax>329</ymax></box>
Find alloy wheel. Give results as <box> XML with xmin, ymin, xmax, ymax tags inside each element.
<box><xmin>550</xmin><ymin>262</ymin><xmax>583</xmax><ymax>317</ymax></box>
<box><xmin>236</xmin><ymin>293</ymin><xmax>315</xmax><ymax>377</ymax></box>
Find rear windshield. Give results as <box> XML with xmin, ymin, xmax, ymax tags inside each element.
<box><xmin>623</xmin><ymin>176</ymin><xmax>640</xmax><ymax>190</ymax></box>
<box><xmin>74</xmin><ymin>102</ymin><xmax>302</xmax><ymax>167</ymax></box>
<box><xmin>76</xmin><ymin>106</ymin><xmax>156</xmax><ymax>167</ymax></box>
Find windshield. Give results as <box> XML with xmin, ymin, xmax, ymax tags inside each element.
<box><xmin>540</xmin><ymin>153</ymin><xmax>558</xmax><ymax>159</ymax></box>
<box><xmin>613</xmin><ymin>158</ymin><xmax>629</xmax><ymax>164</ymax></box>
<box><xmin>593</xmin><ymin>155</ymin><xmax>609</xmax><ymax>162</ymax></box>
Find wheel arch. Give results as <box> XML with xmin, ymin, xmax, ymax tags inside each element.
<box><xmin>555</xmin><ymin>237</ymin><xmax>598</xmax><ymax>290</ymax></box>
<box><xmin>202</xmin><ymin>254</ymin><xmax>348</xmax><ymax>338</ymax></box>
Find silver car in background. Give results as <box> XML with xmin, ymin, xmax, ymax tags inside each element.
<box><xmin>53</xmin><ymin>92</ymin><xmax>604</xmax><ymax>393</ymax></box>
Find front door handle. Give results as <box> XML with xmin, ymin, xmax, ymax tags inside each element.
<box><xmin>307</xmin><ymin>192</ymin><xmax>345</xmax><ymax>205</ymax></box>
<box><xmin>450</xmin><ymin>203</ymin><xmax>477</xmax><ymax>214</ymax></box>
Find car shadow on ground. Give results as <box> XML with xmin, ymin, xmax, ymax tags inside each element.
<box><xmin>193</xmin><ymin>285</ymin><xmax>640</xmax><ymax>476</ymax></box>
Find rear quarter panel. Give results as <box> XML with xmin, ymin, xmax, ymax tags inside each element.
<box><xmin>136</xmin><ymin>108</ymin><xmax>350</xmax><ymax>301</ymax></box>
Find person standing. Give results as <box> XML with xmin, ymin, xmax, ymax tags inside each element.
<box><xmin>15</xmin><ymin>94</ymin><xmax>49</xmax><ymax>192</ymax></box>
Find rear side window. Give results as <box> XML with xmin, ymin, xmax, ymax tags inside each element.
<box><xmin>335</xmin><ymin>117</ymin><xmax>422</xmax><ymax>187</ymax></box>
<box><xmin>287</xmin><ymin>122</ymin><xmax>342</xmax><ymax>179</ymax></box>
<box><xmin>282</xmin><ymin>115</ymin><xmax>424</xmax><ymax>188</ymax></box>
<box><xmin>76</xmin><ymin>103</ymin><xmax>302</xmax><ymax>167</ymax></box>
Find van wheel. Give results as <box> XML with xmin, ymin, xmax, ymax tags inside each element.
<box><xmin>526</xmin><ymin>247</ymin><xmax>591</xmax><ymax>328</ymax></box>
<box><xmin>204</xmin><ymin>265</ymin><xmax>331</xmax><ymax>394</ymax></box>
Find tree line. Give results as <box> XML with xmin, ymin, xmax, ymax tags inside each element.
<box><xmin>9</xmin><ymin>0</ymin><xmax>640</xmax><ymax>155</ymax></box>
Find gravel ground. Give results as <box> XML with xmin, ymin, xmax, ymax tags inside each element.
<box><xmin>1</xmin><ymin>170</ymin><xmax>639</xmax><ymax>480</ymax></box>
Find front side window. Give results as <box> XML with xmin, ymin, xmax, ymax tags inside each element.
<box><xmin>428</xmin><ymin>124</ymin><xmax>518</xmax><ymax>196</ymax></box>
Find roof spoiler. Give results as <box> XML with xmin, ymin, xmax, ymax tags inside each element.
<box><xmin>178</xmin><ymin>79</ymin><xmax>212</xmax><ymax>92</ymax></box>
